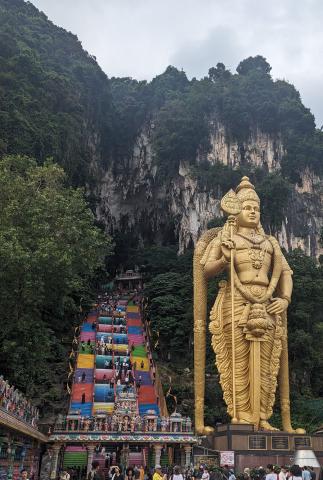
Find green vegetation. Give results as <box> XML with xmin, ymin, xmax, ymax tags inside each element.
<box><xmin>0</xmin><ymin>155</ymin><xmax>112</xmax><ymax>414</ymax></box>
<box><xmin>1</xmin><ymin>0</ymin><xmax>322</xmax><ymax>188</ymax></box>
<box><xmin>0</xmin><ymin>0</ymin><xmax>113</xmax><ymax>185</ymax></box>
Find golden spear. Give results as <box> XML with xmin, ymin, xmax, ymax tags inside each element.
<box><xmin>221</xmin><ymin>189</ymin><xmax>242</xmax><ymax>424</ymax></box>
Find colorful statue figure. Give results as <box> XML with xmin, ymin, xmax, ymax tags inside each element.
<box><xmin>194</xmin><ymin>176</ymin><xmax>305</xmax><ymax>434</ymax></box>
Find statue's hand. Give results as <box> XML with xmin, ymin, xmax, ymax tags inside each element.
<box><xmin>221</xmin><ymin>240</ymin><xmax>235</xmax><ymax>262</ymax></box>
<box><xmin>267</xmin><ymin>298</ymin><xmax>289</xmax><ymax>315</ymax></box>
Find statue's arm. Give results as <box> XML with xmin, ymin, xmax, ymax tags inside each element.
<box><xmin>268</xmin><ymin>254</ymin><xmax>292</xmax><ymax>315</ymax></box>
<box><xmin>277</xmin><ymin>270</ymin><xmax>293</xmax><ymax>303</ymax></box>
<box><xmin>202</xmin><ymin>240</ymin><xmax>228</xmax><ymax>279</ymax></box>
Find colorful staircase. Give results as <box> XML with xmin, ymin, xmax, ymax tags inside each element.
<box><xmin>64</xmin><ymin>295</ymin><xmax>166</xmax><ymax>473</ymax></box>
<box><xmin>70</xmin><ymin>312</ymin><xmax>96</xmax><ymax>416</ymax></box>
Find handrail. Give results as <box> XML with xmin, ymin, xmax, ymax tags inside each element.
<box><xmin>139</xmin><ymin>299</ymin><xmax>169</xmax><ymax>416</ymax></box>
<box><xmin>92</xmin><ymin>310</ymin><xmax>98</xmax><ymax>415</ymax></box>
<box><xmin>112</xmin><ymin>315</ymin><xmax>116</xmax><ymax>397</ymax></box>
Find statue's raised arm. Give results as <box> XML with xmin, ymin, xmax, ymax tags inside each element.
<box><xmin>193</xmin><ymin>176</ymin><xmax>305</xmax><ymax>434</ymax></box>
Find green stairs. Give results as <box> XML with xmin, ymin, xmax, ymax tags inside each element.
<box><xmin>132</xmin><ymin>345</ymin><xmax>147</xmax><ymax>357</ymax></box>
<box><xmin>147</xmin><ymin>450</ymin><xmax>169</xmax><ymax>468</ymax></box>
<box><xmin>63</xmin><ymin>451</ymin><xmax>87</xmax><ymax>468</ymax></box>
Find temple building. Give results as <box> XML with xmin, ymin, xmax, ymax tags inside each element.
<box><xmin>0</xmin><ymin>377</ymin><xmax>47</xmax><ymax>479</ymax></box>
<box><xmin>115</xmin><ymin>270</ymin><xmax>143</xmax><ymax>292</ymax></box>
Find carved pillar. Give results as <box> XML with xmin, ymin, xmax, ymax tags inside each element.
<box><xmin>153</xmin><ymin>444</ymin><xmax>162</xmax><ymax>467</ymax></box>
<box><xmin>7</xmin><ymin>444</ymin><xmax>16</xmax><ymax>480</ymax></box>
<box><xmin>184</xmin><ymin>445</ymin><xmax>192</xmax><ymax>467</ymax></box>
<box><xmin>86</xmin><ymin>444</ymin><xmax>95</xmax><ymax>476</ymax></box>
<box><xmin>50</xmin><ymin>444</ymin><xmax>60</xmax><ymax>480</ymax></box>
<box><xmin>180</xmin><ymin>448</ymin><xmax>185</xmax><ymax>466</ymax></box>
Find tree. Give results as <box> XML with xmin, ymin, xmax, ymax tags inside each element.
<box><xmin>0</xmin><ymin>155</ymin><xmax>112</xmax><ymax>411</ymax></box>
<box><xmin>208</xmin><ymin>62</ymin><xmax>231</xmax><ymax>81</ymax></box>
<box><xmin>236</xmin><ymin>55</ymin><xmax>272</xmax><ymax>76</ymax></box>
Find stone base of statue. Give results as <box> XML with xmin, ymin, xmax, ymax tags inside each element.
<box><xmin>200</xmin><ymin>423</ymin><xmax>323</xmax><ymax>470</ymax></box>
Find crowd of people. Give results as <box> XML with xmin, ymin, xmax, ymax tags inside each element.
<box><xmin>150</xmin><ymin>464</ymin><xmax>321</xmax><ymax>480</ymax></box>
<box><xmin>60</xmin><ymin>463</ymin><xmax>195</xmax><ymax>480</ymax></box>
<box><xmin>0</xmin><ymin>375</ymin><xmax>39</xmax><ymax>428</ymax></box>
<box><xmin>234</xmin><ymin>464</ymin><xmax>318</xmax><ymax>480</ymax></box>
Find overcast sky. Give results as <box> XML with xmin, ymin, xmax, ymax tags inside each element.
<box><xmin>31</xmin><ymin>0</ymin><xmax>323</xmax><ymax>127</ymax></box>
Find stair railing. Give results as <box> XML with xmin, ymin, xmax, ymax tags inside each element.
<box><xmin>138</xmin><ymin>301</ymin><xmax>169</xmax><ymax>416</ymax></box>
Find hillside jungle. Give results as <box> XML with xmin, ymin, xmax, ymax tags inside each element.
<box><xmin>1</xmin><ymin>0</ymin><xmax>323</xmax><ymax>431</ymax></box>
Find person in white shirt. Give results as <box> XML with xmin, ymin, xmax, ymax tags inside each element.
<box><xmin>279</xmin><ymin>466</ymin><xmax>287</xmax><ymax>480</ymax></box>
<box><xmin>229</xmin><ymin>470</ymin><xmax>236</xmax><ymax>480</ymax></box>
<box><xmin>201</xmin><ymin>467</ymin><xmax>210</xmax><ymax>480</ymax></box>
<box><xmin>172</xmin><ymin>466</ymin><xmax>184</xmax><ymax>480</ymax></box>
<box><xmin>265</xmin><ymin>465</ymin><xmax>277</xmax><ymax>480</ymax></box>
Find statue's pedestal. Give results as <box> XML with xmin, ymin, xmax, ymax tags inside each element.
<box><xmin>201</xmin><ymin>424</ymin><xmax>323</xmax><ymax>470</ymax></box>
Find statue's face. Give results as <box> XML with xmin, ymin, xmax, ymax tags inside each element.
<box><xmin>237</xmin><ymin>200</ymin><xmax>260</xmax><ymax>228</ymax></box>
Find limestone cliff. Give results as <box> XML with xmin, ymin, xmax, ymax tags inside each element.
<box><xmin>95</xmin><ymin>122</ymin><xmax>323</xmax><ymax>257</ymax></box>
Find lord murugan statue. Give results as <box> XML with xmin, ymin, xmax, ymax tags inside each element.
<box><xmin>194</xmin><ymin>176</ymin><xmax>304</xmax><ymax>434</ymax></box>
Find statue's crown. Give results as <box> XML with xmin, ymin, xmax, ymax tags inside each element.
<box><xmin>235</xmin><ymin>176</ymin><xmax>260</xmax><ymax>204</ymax></box>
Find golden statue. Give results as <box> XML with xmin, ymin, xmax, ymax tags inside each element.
<box><xmin>194</xmin><ymin>176</ymin><xmax>304</xmax><ymax>434</ymax></box>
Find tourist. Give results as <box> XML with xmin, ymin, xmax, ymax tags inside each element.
<box><xmin>126</xmin><ymin>468</ymin><xmax>135</xmax><ymax>480</ymax></box>
<box><xmin>139</xmin><ymin>466</ymin><xmax>145</xmax><ymax>480</ymax></box>
<box><xmin>153</xmin><ymin>467</ymin><xmax>163</xmax><ymax>480</ymax></box>
<box><xmin>59</xmin><ymin>471</ymin><xmax>71</xmax><ymax>480</ymax></box>
<box><xmin>111</xmin><ymin>466</ymin><xmax>124</xmax><ymax>480</ymax></box>
<box><xmin>88</xmin><ymin>460</ymin><xmax>101</xmax><ymax>480</ymax></box>
<box><xmin>265</xmin><ymin>466</ymin><xmax>276</xmax><ymax>480</ymax></box>
<box><xmin>290</xmin><ymin>466</ymin><xmax>302</xmax><ymax>480</ymax></box>
<box><xmin>309</xmin><ymin>467</ymin><xmax>316</xmax><ymax>480</ymax></box>
<box><xmin>20</xmin><ymin>470</ymin><xmax>30</xmax><ymax>480</ymax></box>
<box><xmin>81</xmin><ymin>371</ymin><xmax>86</xmax><ymax>383</ymax></box>
<box><xmin>228</xmin><ymin>470</ymin><xmax>236</xmax><ymax>480</ymax></box>
<box><xmin>201</xmin><ymin>468</ymin><xmax>210</xmax><ymax>480</ymax></box>
<box><xmin>140</xmin><ymin>360</ymin><xmax>144</xmax><ymax>369</ymax></box>
<box><xmin>243</xmin><ymin>468</ymin><xmax>250</xmax><ymax>480</ymax></box>
<box><xmin>302</xmin><ymin>468</ymin><xmax>312</xmax><ymax>480</ymax></box>
<box><xmin>172</xmin><ymin>466</ymin><xmax>184</xmax><ymax>480</ymax></box>
<box><xmin>279</xmin><ymin>467</ymin><xmax>288</xmax><ymax>480</ymax></box>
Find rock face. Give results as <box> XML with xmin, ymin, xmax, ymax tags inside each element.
<box><xmin>95</xmin><ymin>123</ymin><xmax>323</xmax><ymax>257</ymax></box>
<box><xmin>203</xmin><ymin>123</ymin><xmax>284</xmax><ymax>171</ymax></box>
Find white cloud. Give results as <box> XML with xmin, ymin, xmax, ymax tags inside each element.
<box><xmin>31</xmin><ymin>0</ymin><xmax>323</xmax><ymax>125</ymax></box>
